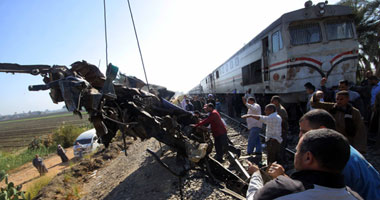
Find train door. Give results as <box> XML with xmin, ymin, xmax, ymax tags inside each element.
<box><xmin>209</xmin><ymin>74</ymin><xmax>215</xmax><ymax>93</ymax></box>
<box><xmin>262</xmin><ymin>37</ymin><xmax>270</xmax><ymax>82</ymax></box>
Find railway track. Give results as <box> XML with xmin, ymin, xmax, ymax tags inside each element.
<box><xmin>219</xmin><ymin>112</ymin><xmax>295</xmax><ymax>175</ymax></box>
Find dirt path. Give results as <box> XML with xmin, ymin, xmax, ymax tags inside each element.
<box><xmin>1</xmin><ymin>147</ymin><xmax>74</xmax><ymax>190</ymax></box>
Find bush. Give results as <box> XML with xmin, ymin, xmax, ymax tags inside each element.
<box><xmin>0</xmin><ymin>170</ymin><xmax>30</xmax><ymax>200</ymax></box>
<box><xmin>53</xmin><ymin>125</ymin><xmax>88</xmax><ymax>148</ymax></box>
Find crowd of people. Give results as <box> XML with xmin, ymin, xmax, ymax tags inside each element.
<box><xmin>178</xmin><ymin>73</ymin><xmax>380</xmax><ymax>199</ymax></box>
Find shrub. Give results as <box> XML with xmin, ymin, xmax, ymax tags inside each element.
<box><xmin>53</xmin><ymin>125</ymin><xmax>88</xmax><ymax>148</ymax></box>
<box><xmin>0</xmin><ymin>170</ymin><xmax>30</xmax><ymax>200</ymax></box>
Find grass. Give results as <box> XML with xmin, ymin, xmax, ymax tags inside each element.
<box><xmin>0</xmin><ymin>112</ymin><xmax>74</xmax><ymax>125</ymax></box>
<box><xmin>0</xmin><ymin>145</ymin><xmax>57</xmax><ymax>172</ymax></box>
<box><xmin>26</xmin><ymin>175</ymin><xmax>53</xmax><ymax>199</ymax></box>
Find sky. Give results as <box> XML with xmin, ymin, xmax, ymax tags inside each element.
<box><xmin>0</xmin><ymin>0</ymin><xmax>340</xmax><ymax>115</ymax></box>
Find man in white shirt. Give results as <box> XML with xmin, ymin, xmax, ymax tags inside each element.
<box><xmin>242</xmin><ymin>104</ymin><xmax>282</xmax><ymax>165</ymax></box>
<box><xmin>242</xmin><ymin>97</ymin><xmax>263</xmax><ymax>155</ymax></box>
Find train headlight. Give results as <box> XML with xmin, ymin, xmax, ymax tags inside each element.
<box><xmin>318</xmin><ymin>2</ymin><xmax>325</xmax><ymax>9</ymax></box>
<box><xmin>319</xmin><ymin>9</ymin><xmax>325</xmax><ymax>15</ymax></box>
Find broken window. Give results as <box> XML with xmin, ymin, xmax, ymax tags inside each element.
<box><xmin>325</xmin><ymin>20</ymin><xmax>353</xmax><ymax>40</ymax></box>
<box><xmin>289</xmin><ymin>23</ymin><xmax>321</xmax><ymax>45</ymax></box>
<box><xmin>242</xmin><ymin>59</ymin><xmax>262</xmax><ymax>85</ymax></box>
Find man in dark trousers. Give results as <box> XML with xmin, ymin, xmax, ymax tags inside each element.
<box><xmin>194</xmin><ymin>103</ymin><xmax>240</xmax><ymax>162</ymax></box>
<box><xmin>32</xmin><ymin>154</ymin><xmax>48</xmax><ymax>176</ymax></box>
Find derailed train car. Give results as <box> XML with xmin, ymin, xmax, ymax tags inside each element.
<box><xmin>189</xmin><ymin>1</ymin><xmax>359</xmax><ymax>104</ymax></box>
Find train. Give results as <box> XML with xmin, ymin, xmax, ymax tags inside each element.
<box><xmin>189</xmin><ymin>1</ymin><xmax>359</xmax><ymax>104</ymax></box>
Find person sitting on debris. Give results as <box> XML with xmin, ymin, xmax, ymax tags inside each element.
<box><xmin>193</xmin><ymin>103</ymin><xmax>240</xmax><ymax>162</ymax></box>
<box><xmin>57</xmin><ymin>144</ymin><xmax>69</xmax><ymax>163</ymax></box>
<box><xmin>242</xmin><ymin>96</ymin><xmax>262</xmax><ymax>155</ymax></box>
<box><xmin>310</xmin><ymin>91</ymin><xmax>367</xmax><ymax>154</ymax></box>
<box><xmin>32</xmin><ymin>154</ymin><xmax>48</xmax><ymax>176</ymax></box>
<box><xmin>242</xmin><ymin>104</ymin><xmax>282</xmax><ymax>165</ymax></box>
<box><xmin>246</xmin><ymin>128</ymin><xmax>363</xmax><ymax>200</ymax></box>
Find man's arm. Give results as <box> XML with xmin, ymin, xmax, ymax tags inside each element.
<box><xmin>195</xmin><ymin>113</ymin><xmax>213</xmax><ymax>127</ymax></box>
<box><xmin>247</xmin><ymin>171</ymin><xmax>264</xmax><ymax>200</ymax></box>
<box><xmin>310</xmin><ymin>93</ymin><xmax>335</xmax><ymax>110</ymax></box>
<box><xmin>242</xmin><ymin>114</ymin><xmax>260</xmax><ymax>121</ymax></box>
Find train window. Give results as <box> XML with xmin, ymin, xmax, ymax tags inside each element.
<box><xmin>216</xmin><ymin>70</ymin><xmax>219</xmax><ymax>79</ymax></box>
<box><xmin>272</xmin><ymin>31</ymin><xmax>283</xmax><ymax>53</ymax></box>
<box><xmin>325</xmin><ymin>21</ymin><xmax>353</xmax><ymax>40</ymax></box>
<box><xmin>235</xmin><ymin>57</ymin><xmax>239</xmax><ymax>66</ymax></box>
<box><xmin>242</xmin><ymin>59</ymin><xmax>262</xmax><ymax>85</ymax></box>
<box><xmin>289</xmin><ymin>23</ymin><xmax>321</xmax><ymax>45</ymax></box>
<box><xmin>230</xmin><ymin>61</ymin><xmax>233</xmax><ymax>69</ymax></box>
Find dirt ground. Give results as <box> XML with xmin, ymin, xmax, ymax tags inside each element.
<box><xmin>0</xmin><ymin>147</ymin><xmax>74</xmax><ymax>190</ymax></box>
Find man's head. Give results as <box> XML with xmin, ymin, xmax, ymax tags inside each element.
<box><xmin>294</xmin><ymin>129</ymin><xmax>350</xmax><ymax>173</ymax></box>
<box><xmin>338</xmin><ymin>80</ymin><xmax>349</xmax><ymax>91</ymax></box>
<box><xmin>335</xmin><ymin>91</ymin><xmax>349</xmax><ymax>107</ymax></box>
<box><xmin>299</xmin><ymin>109</ymin><xmax>336</xmax><ymax>137</ymax></box>
<box><xmin>185</xmin><ymin>99</ymin><xmax>190</xmax><ymax>104</ymax></box>
<box><xmin>270</xmin><ymin>95</ymin><xmax>281</xmax><ymax>106</ymax></box>
<box><xmin>304</xmin><ymin>82</ymin><xmax>315</xmax><ymax>94</ymax></box>
<box><xmin>206</xmin><ymin>103</ymin><xmax>214</xmax><ymax>112</ymax></box>
<box><xmin>35</xmin><ymin>154</ymin><xmax>39</xmax><ymax>158</ymax></box>
<box><xmin>366</xmin><ymin>70</ymin><xmax>373</xmax><ymax>78</ymax></box>
<box><xmin>208</xmin><ymin>94</ymin><xmax>213</xmax><ymax>99</ymax></box>
<box><xmin>264</xmin><ymin>104</ymin><xmax>276</xmax><ymax>115</ymax></box>
<box><xmin>247</xmin><ymin>97</ymin><xmax>256</xmax><ymax>104</ymax></box>
<box><xmin>369</xmin><ymin>76</ymin><xmax>379</xmax><ymax>86</ymax></box>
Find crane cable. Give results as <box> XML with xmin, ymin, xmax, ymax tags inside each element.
<box><xmin>103</xmin><ymin>0</ymin><xmax>109</xmax><ymax>67</ymax></box>
<box><xmin>127</xmin><ymin>0</ymin><xmax>151</xmax><ymax>91</ymax></box>
<box><xmin>103</xmin><ymin>0</ymin><xmax>151</xmax><ymax>92</ymax></box>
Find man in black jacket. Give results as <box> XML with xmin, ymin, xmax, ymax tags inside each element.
<box><xmin>246</xmin><ymin>128</ymin><xmax>362</xmax><ymax>200</ymax></box>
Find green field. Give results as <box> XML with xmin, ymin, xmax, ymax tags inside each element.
<box><xmin>0</xmin><ymin>112</ymin><xmax>90</xmax><ymax>151</ymax></box>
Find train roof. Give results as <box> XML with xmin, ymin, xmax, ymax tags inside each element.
<box><xmin>208</xmin><ymin>3</ymin><xmax>354</xmax><ymax>75</ymax></box>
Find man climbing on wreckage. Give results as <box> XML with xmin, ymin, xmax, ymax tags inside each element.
<box><xmin>192</xmin><ymin>103</ymin><xmax>240</xmax><ymax>162</ymax></box>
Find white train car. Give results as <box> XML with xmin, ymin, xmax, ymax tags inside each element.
<box><xmin>191</xmin><ymin>1</ymin><xmax>359</xmax><ymax>103</ymax></box>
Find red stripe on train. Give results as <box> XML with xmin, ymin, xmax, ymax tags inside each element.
<box><xmin>269</xmin><ymin>57</ymin><xmax>322</xmax><ymax>68</ymax></box>
<box><xmin>330</xmin><ymin>50</ymin><xmax>356</xmax><ymax>64</ymax></box>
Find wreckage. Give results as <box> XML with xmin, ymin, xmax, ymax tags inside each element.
<box><xmin>0</xmin><ymin>61</ymin><xmax>248</xmax><ymax>197</ymax></box>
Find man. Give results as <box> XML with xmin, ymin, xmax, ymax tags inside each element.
<box><xmin>244</xmin><ymin>88</ymin><xmax>253</xmax><ymax>99</ymax></box>
<box><xmin>194</xmin><ymin>103</ymin><xmax>240</xmax><ymax>162</ymax></box>
<box><xmin>242</xmin><ymin>96</ymin><xmax>263</xmax><ymax>155</ymax></box>
<box><xmin>32</xmin><ymin>154</ymin><xmax>48</xmax><ymax>176</ymax></box>
<box><xmin>180</xmin><ymin>95</ymin><xmax>189</xmax><ymax>109</ymax></box>
<box><xmin>242</xmin><ymin>104</ymin><xmax>282</xmax><ymax>164</ymax></box>
<box><xmin>191</xmin><ymin>95</ymin><xmax>203</xmax><ymax>112</ymax></box>
<box><xmin>246</xmin><ymin>128</ymin><xmax>362</xmax><ymax>200</ymax></box>
<box><xmin>369</xmin><ymin>76</ymin><xmax>380</xmax><ymax>131</ymax></box>
<box><xmin>271</xmin><ymin>96</ymin><xmax>288</xmax><ymax>163</ymax></box>
<box><xmin>296</xmin><ymin>109</ymin><xmax>380</xmax><ymax>199</ymax></box>
<box><xmin>310</xmin><ymin>91</ymin><xmax>367</xmax><ymax>153</ymax></box>
<box><xmin>321</xmin><ymin>78</ymin><xmax>365</xmax><ymax>116</ymax></box>
<box><xmin>304</xmin><ymin>82</ymin><xmax>315</xmax><ymax>111</ymax></box>
<box><xmin>185</xmin><ymin>99</ymin><xmax>194</xmax><ymax>111</ymax></box>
